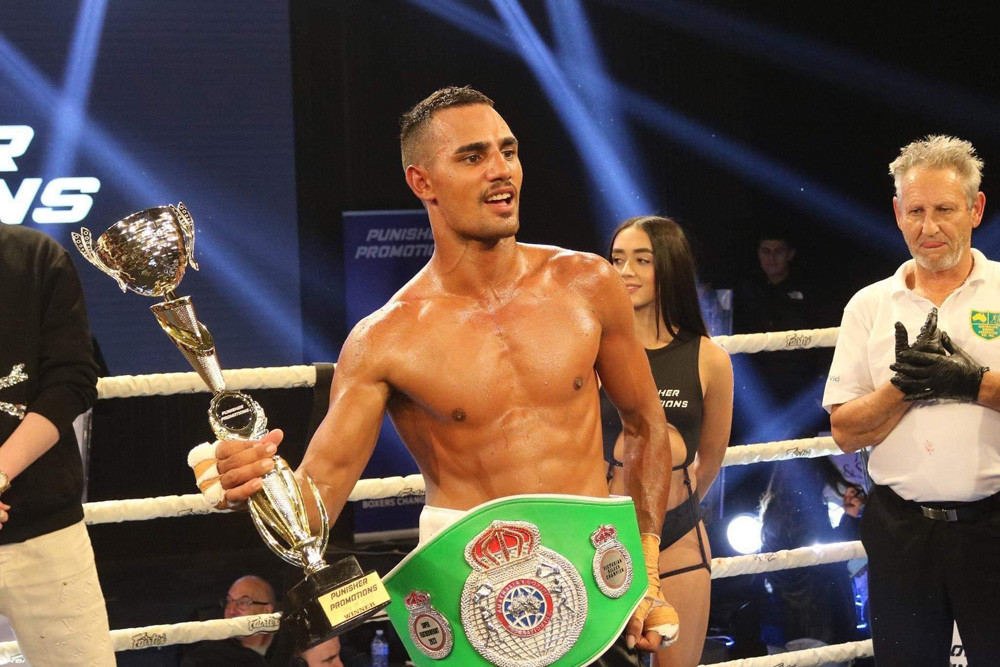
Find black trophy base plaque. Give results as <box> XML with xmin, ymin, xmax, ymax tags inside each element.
<box><xmin>284</xmin><ymin>556</ymin><xmax>391</xmax><ymax>649</ymax></box>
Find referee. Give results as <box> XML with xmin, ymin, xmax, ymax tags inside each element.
<box><xmin>824</xmin><ymin>135</ymin><xmax>1000</xmax><ymax>666</ymax></box>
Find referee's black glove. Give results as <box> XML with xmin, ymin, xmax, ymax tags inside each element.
<box><xmin>894</xmin><ymin>308</ymin><xmax>946</xmax><ymax>360</ymax></box>
<box><xmin>891</xmin><ymin>331</ymin><xmax>988</xmax><ymax>402</ymax></box>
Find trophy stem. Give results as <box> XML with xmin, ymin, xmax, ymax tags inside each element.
<box><xmin>150</xmin><ymin>297</ymin><xmax>226</xmax><ymax>394</ymax></box>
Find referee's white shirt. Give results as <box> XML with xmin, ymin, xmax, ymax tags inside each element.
<box><xmin>823</xmin><ymin>248</ymin><xmax>1000</xmax><ymax>502</ymax></box>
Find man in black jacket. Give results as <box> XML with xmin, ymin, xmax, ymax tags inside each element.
<box><xmin>180</xmin><ymin>575</ymin><xmax>294</xmax><ymax>667</ymax></box>
<box><xmin>0</xmin><ymin>224</ymin><xmax>114</xmax><ymax>665</ymax></box>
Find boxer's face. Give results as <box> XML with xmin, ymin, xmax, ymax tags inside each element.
<box><xmin>611</xmin><ymin>225</ymin><xmax>656</xmax><ymax>310</ymax></box>
<box><xmin>894</xmin><ymin>167</ymin><xmax>984</xmax><ymax>272</ymax></box>
<box><xmin>407</xmin><ymin>104</ymin><xmax>522</xmax><ymax>243</ymax></box>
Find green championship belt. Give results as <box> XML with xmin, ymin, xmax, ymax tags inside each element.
<box><xmin>383</xmin><ymin>494</ymin><xmax>644</xmax><ymax>666</ymax></box>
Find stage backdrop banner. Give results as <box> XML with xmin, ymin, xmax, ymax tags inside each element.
<box><xmin>0</xmin><ymin>2</ymin><xmax>302</xmax><ymax>376</ymax></box>
<box><xmin>343</xmin><ymin>209</ymin><xmax>434</xmax><ymax>539</ymax></box>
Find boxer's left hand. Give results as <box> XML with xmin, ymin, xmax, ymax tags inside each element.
<box><xmin>626</xmin><ymin>534</ymin><xmax>679</xmax><ymax>651</ymax></box>
<box><xmin>0</xmin><ymin>500</ymin><xmax>9</xmax><ymax>529</ymax></box>
<box><xmin>891</xmin><ymin>332</ymin><xmax>988</xmax><ymax>402</ymax></box>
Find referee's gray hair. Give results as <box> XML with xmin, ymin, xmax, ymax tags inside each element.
<box><xmin>889</xmin><ymin>135</ymin><xmax>983</xmax><ymax>207</ymax></box>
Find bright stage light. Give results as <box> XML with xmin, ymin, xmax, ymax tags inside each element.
<box><xmin>827</xmin><ymin>499</ymin><xmax>845</xmax><ymax>527</ymax></box>
<box><xmin>726</xmin><ymin>513</ymin><xmax>762</xmax><ymax>555</ymax></box>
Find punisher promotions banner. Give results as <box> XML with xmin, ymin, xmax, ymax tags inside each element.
<box><xmin>343</xmin><ymin>210</ymin><xmax>434</xmax><ymax>540</ymax></box>
<box><xmin>0</xmin><ymin>2</ymin><xmax>303</xmax><ymax>375</ymax></box>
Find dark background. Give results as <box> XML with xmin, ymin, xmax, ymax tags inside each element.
<box><xmin>4</xmin><ymin>0</ymin><xmax>1000</xmax><ymax>663</ymax></box>
<box><xmin>291</xmin><ymin>0</ymin><xmax>1000</xmax><ymax>360</ymax></box>
<box><xmin>5</xmin><ymin>0</ymin><xmax>999</xmax><ymax>370</ymax></box>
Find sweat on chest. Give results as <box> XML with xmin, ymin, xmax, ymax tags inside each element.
<box><xmin>395</xmin><ymin>306</ymin><xmax>600</xmax><ymax>416</ymax></box>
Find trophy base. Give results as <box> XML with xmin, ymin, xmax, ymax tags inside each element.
<box><xmin>284</xmin><ymin>556</ymin><xmax>391</xmax><ymax>650</ymax></box>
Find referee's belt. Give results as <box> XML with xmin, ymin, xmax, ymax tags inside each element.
<box><xmin>382</xmin><ymin>494</ymin><xmax>645</xmax><ymax>666</ymax></box>
<box><xmin>913</xmin><ymin>490</ymin><xmax>1000</xmax><ymax>522</ymax></box>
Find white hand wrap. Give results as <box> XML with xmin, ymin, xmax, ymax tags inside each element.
<box><xmin>187</xmin><ymin>441</ymin><xmax>225</xmax><ymax>509</ymax></box>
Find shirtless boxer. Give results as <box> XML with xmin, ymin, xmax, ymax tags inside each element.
<box><xmin>209</xmin><ymin>86</ymin><xmax>680</xmax><ymax>661</ymax></box>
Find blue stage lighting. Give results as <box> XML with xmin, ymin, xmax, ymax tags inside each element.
<box><xmin>0</xmin><ymin>32</ymin><xmax>165</xmax><ymax>202</ymax></box>
<box><xmin>410</xmin><ymin>0</ymin><xmax>653</xmax><ymax>226</ymax></box>
<box><xmin>408</xmin><ymin>0</ymin><xmax>507</xmax><ymax>49</ymax></box>
<box><xmin>491</xmin><ymin>0</ymin><xmax>654</xmax><ymax>224</ymax></box>
<box><xmin>0</xmin><ymin>34</ymin><xmax>304</xmax><ymax>355</ymax></box>
<box><xmin>726</xmin><ymin>512</ymin><xmax>762</xmax><ymax>555</ymax></box>
<box><xmin>409</xmin><ymin>0</ymin><xmax>898</xmax><ymax>251</ymax></box>
<box><xmin>618</xmin><ymin>86</ymin><xmax>901</xmax><ymax>253</ymax></box>
<box><xmin>0</xmin><ymin>34</ymin><xmax>60</xmax><ymax>114</ymax></box>
<box><xmin>545</xmin><ymin>0</ymin><xmax>655</xmax><ymax>231</ymax></box>
<box><xmin>744</xmin><ymin>375</ymin><xmax>829</xmax><ymax>445</ymax></box>
<box><xmin>730</xmin><ymin>353</ymin><xmax>778</xmax><ymax>432</ymax></box>
<box><xmin>42</xmin><ymin>0</ymin><xmax>109</xmax><ymax>182</ymax></box>
<box><xmin>599</xmin><ymin>0</ymin><xmax>1000</xmax><ymax>142</ymax></box>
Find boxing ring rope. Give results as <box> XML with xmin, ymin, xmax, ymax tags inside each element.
<box><xmin>77</xmin><ymin>437</ymin><xmax>839</xmax><ymax>527</ymax></box>
<box><xmin>109</xmin><ymin>613</ymin><xmax>283</xmax><ymax>653</ymax></box>
<box><xmin>710</xmin><ymin>640</ymin><xmax>873</xmax><ymax>667</ymax></box>
<box><xmin>0</xmin><ymin>614</ymin><xmax>283</xmax><ymax>663</ymax></box>
<box><xmin>711</xmin><ymin>327</ymin><xmax>839</xmax><ymax>354</ymax></box>
<box><xmin>2</xmin><ymin>327</ymin><xmax>873</xmax><ymax>666</ymax></box>
<box><xmin>96</xmin><ymin>365</ymin><xmax>317</xmax><ymax>399</ymax></box>
<box><xmin>710</xmin><ymin>540</ymin><xmax>865</xmax><ymax>579</ymax></box>
<box><xmin>91</xmin><ymin>328</ymin><xmax>840</xmax><ymax>400</ymax></box>
<box><xmin>81</xmin><ymin>473</ymin><xmax>429</xmax><ymax>525</ymax></box>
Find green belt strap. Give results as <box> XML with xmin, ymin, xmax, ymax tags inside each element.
<box><xmin>384</xmin><ymin>494</ymin><xmax>645</xmax><ymax>666</ymax></box>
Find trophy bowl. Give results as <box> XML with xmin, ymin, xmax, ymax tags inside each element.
<box><xmin>73</xmin><ymin>204</ymin><xmax>197</xmax><ymax>298</ymax></box>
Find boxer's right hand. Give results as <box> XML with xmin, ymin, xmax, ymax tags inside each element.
<box><xmin>189</xmin><ymin>429</ymin><xmax>282</xmax><ymax>508</ymax></box>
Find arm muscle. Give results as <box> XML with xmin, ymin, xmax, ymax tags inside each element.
<box><xmin>693</xmin><ymin>339</ymin><xmax>733</xmax><ymax>497</ymax></box>
<box><xmin>591</xmin><ymin>261</ymin><xmax>671</xmax><ymax>534</ymax></box>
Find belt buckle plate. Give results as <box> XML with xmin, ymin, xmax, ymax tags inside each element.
<box><xmin>461</xmin><ymin>520</ymin><xmax>587</xmax><ymax>667</ymax></box>
<box><xmin>920</xmin><ymin>506</ymin><xmax>958</xmax><ymax>521</ymax></box>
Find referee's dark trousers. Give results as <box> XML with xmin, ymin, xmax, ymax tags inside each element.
<box><xmin>860</xmin><ymin>484</ymin><xmax>1000</xmax><ymax>665</ymax></box>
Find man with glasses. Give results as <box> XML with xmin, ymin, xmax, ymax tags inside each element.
<box><xmin>181</xmin><ymin>575</ymin><xmax>290</xmax><ymax>666</ymax></box>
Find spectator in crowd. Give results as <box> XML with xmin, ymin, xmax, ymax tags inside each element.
<box><xmin>292</xmin><ymin>634</ymin><xmax>366</xmax><ymax>667</ymax></box>
<box><xmin>181</xmin><ymin>575</ymin><xmax>291</xmax><ymax>666</ymax></box>
<box><xmin>735</xmin><ymin>232</ymin><xmax>820</xmax><ymax>336</ymax></box>
<box><xmin>757</xmin><ymin>458</ymin><xmax>866</xmax><ymax>661</ymax></box>
<box><xmin>295</xmin><ymin>635</ymin><xmax>343</xmax><ymax>667</ymax></box>
<box><xmin>733</xmin><ymin>230</ymin><xmax>835</xmax><ymax>442</ymax></box>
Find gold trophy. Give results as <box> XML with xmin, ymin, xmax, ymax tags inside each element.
<box><xmin>73</xmin><ymin>203</ymin><xmax>389</xmax><ymax>648</ymax></box>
